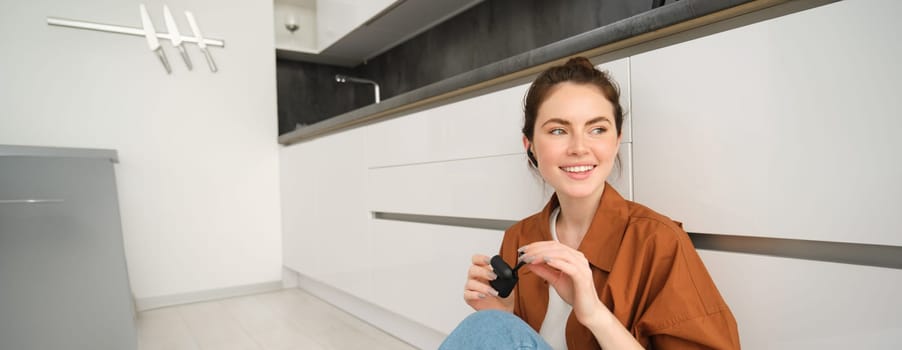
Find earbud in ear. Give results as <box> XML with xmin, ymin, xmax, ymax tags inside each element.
<box><xmin>526</xmin><ymin>149</ymin><xmax>538</xmax><ymax>167</ymax></box>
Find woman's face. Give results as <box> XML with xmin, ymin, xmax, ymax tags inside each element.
<box><xmin>525</xmin><ymin>82</ymin><xmax>621</xmax><ymax>201</ymax></box>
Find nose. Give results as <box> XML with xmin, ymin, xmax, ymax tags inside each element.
<box><xmin>567</xmin><ymin>133</ymin><xmax>589</xmax><ymax>155</ymax></box>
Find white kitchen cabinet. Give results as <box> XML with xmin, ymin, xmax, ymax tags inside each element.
<box><xmin>367</xmin><ymin>153</ymin><xmax>547</xmax><ymax>221</ymax></box>
<box><xmin>0</xmin><ymin>145</ymin><xmax>136</xmax><ymax>350</ymax></box>
<box><xmin>365</xmin><ymin>82</ymin><xmax>529</xmax><ymax>168</ymax></box>
<box><xmin>698</xmin><ymin>249</ymin><xmax>902</xmax><ymax>349</ymax></box>
<box><xmin>280</xmin><ymin>128</ymin><xmax>373</xmax><ymax>300</ymax></box>
<box><xmin>316</xmin><ymin>0</ymin><xmax>396</xmax><ymax>50</ymax></box>
<box><xmin>367</xmin><ymin>219</ymin><xmax>503</xmax><ymax>334</ymax></box>
<box><xmin>630</xmin><ymin>0</ymin><xmax>902</xmax><ymax>246</ymax></box>
<box><xmin>610</xmin><ymin>142</ymin><xmax>632</xmax><ymax>200</ymax></box>
<box><xmin>596</xmin><ymin>59</ymin><xmax>631</xmax><ymax>143</ymax></box>
<box><xmin>275</xmin><ymin>1</ymin><xmax>318</xmax><ymax>53</ymax></box>
<box><xmin>367</xmin><ymin>143</ymin><xmax>629</xmax><ymax>221</ymax></box>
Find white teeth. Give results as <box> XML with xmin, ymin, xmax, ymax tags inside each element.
<box><xmin>562</xmin><ymin>165</ymin><xmax>594</xmax><ymax>173</ymax></box>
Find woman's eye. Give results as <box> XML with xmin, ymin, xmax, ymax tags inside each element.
<box><xmin>590</xmin><ymin>127</ymin><xmax>607</xmax><ymax>135</ymax></box>
<box><xmin>550</xmin><ymin>128</ymin><xmax>565</xmax><ymax>135</ymax></box>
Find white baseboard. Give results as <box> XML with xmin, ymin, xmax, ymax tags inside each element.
<box><xmin>294</xmin><ymin>271</ymin><xmax>447</xmax><ymax>350</ymax></box>
<box><xmin>134</xmin><ymin>280</ymin><xmax>283</xmax><ymax>311</ymax></box>
<box><xmin>282</xmin><ymin>266</ymin><xmax>300</xmax><ymax>288</ymax></box>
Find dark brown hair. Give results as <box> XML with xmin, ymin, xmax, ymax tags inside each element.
<box><xmin>522</xmin><ymin>57</ymin><xmax>624</xmax><ymax>167</ymax></box>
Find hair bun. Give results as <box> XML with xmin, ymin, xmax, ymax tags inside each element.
<box><xmin>564</xmin><ymin>56</ymin><xmax>595</xmax><ymax>70</ymax></box>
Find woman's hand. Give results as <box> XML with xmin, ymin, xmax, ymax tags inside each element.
<box><xmin>518</xmin><ymin>241</ymin><xmax>606</xmax><ymax>325</ymax></box>
<box><xmin>464</xmin><ymin>254</ymin><xmax>515</xmax><ymax>312</ymax></box>
<box><xmin>521</xmin><ymin>242</ymin><xmax>645</xmax><ymax>349</ymax></box>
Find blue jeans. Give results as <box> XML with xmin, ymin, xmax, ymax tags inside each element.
<box><xmin>439</xmin><ymin>310</ymin><xmax>553</xmax><ymax>350</ymax></box>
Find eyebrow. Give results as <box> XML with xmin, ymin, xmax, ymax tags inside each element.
<box><xmin>541</xmin><ymin>116</ymin><xmax>611</xmax><ymax>127</ymax></box>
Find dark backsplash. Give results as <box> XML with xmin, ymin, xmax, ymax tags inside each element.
<box><xmin>276</xmin><ymin>60</ymin><xmax>375</xmax><ymax>132</ymax></box>
<box><xmin>277</xmin><ymin>0</ymin><xmax>659</xmax><ymax>135</ymax></box>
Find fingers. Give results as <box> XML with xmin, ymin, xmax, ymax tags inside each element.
<box><xmin>464</xmin><ymin>279</ymin><xmax>499</xmax><ymax>300</ymax></box>
<box><xmin>465</xmin><ymin>289</ymin><xmax>516</xmax><ymax>313</ymax></box>
<box><xmin>465</xmin><ymin>254</ymin><xmax>500</xmax><ymax>304</ymax></box>
<box><xmin>471</xmin><ymin>254</ymin><xmax>491</xmax><ymax>266</ymax></box>
<box><xmin>542</xmin><ymin>254</ymin><xmax>587</xmax><ymax>280</ymax></box>
<box><xmin>468</xmin><ymin>264</ymin><xmax>498</xmax><ymax>282</ymax></box>
<box><xmin>464</xmin><ymin>290</ymin><xmax>483</xmax><ymax>301</ymax></box>
<box><xmin>524</xmin><ymin>262</ymin><xmax>563</xmax><ymax>285</ymax></box>
<box><xmin>518</xmin><ymin>241</ymin><xmax>591</xmax><ymax>280</ymax></box>
<box><xmin>518</xmin><ymin>241</ymin><xmax>588</xmax><ymax>266</ymax></box>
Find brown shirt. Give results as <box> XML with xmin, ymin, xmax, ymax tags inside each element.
<box><xmin>500</xmin><ymin>183</ymin><xmax>740</xmax><ymax>349</ymax></box>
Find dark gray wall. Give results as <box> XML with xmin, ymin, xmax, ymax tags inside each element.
<box><xmin>277</xmin><ymin>0</ymin><xmax>660</xmax><ymax>135</ymax></box>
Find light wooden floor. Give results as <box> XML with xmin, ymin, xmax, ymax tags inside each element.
<box><xmin>137</xmin><ymin>288</ymin><xmax>418</xmax><ymax>350</ymax></box>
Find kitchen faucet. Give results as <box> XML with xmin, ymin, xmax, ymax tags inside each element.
<box><xmin>335</xmin><ymin>74</ymin><xmax>380</xmax><ymax>104</ymax></box>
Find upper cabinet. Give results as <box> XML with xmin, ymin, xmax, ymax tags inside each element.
<box><xmin>274</xmin><ymin>0</ymin><xmax>392</xmax><ymax>57</ymax></box>
<box><xmin>274</xmin><ymin>0</ymin><xmax>483</xmax><ymax>66</ymax></box>
<box><xmin>316</xmin><ymin>0</ymin><xmax>397</xmax><ymax>51</ymax></box>
<box><xmin>274</xmin><ymin>0</ymin><xmax>318</xmax><ymax>53</ymax></box>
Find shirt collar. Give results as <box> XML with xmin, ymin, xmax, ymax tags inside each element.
<box><xmin>539</xmin><ymin>182</ymin><xmax>630</xmax><ymax>272</ymax></box>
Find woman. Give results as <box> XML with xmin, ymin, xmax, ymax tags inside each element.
<box><xmin>440</xmin><ymin>57</ymin><xmax>740</xmax><ymax>349</ymax></box>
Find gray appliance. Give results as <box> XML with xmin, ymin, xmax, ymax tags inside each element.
<box><xmin>0</xmin><ymin>145</ymin><xmax>137</xmax><ymax>350</ymax></box>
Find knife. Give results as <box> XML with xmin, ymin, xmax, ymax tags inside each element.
<box><xmin>140</xmin><ymin>4</ymin><xmax>171</xmax><ymax>74</ymax></box>
<box><xmin>163</xmin><ymin>5</ymin><xmax>192</xmax><ymax>70</ymax></box>
<box><xmin>185</xmin><ymin>11</ymin><xmax>217</xmax><ymax>72</ymax></box>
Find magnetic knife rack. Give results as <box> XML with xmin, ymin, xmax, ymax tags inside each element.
<box><xmin>47</xmin><ymin>8</ymin><xmax>224</xmax><ymax>74</ymax></box>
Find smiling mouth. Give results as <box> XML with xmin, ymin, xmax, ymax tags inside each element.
<box><xmin>561</xmin><ymin>165</ymin><xmax>596</xmax><ymax>173</ymax></box>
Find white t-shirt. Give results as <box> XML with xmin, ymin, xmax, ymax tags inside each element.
<box><xmin>538</xmin><ymin>207</ymin><xmax>573</xmax><ymax>350</ymax></box>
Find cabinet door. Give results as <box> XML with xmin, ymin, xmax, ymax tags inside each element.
<box><xmin>0</xmin><ymin>157</ymin><xmax>136</xmax><ymax>350</ymax></box>
<box><xmin>316</xmin><ymin>0</ymin><xmax>396</xmax><ymax>49</ymax></box>
<box><xmin>281</xmin><ymin>128</ymin><xmax>373</xmax><ymax>299</ymax></box>
<box><xmin>367</xmin><ymin>219</ymin><xmax>503</xmax><ymax>334</ymax></box>
<box><xmin>365</xmin><ymin>82</ymin><xmax>529</xmax><ymax>169</ymax></box>
<box><xmin>596</xmin><ymin>59</ymin><xmax>631</xmax><ymax>143</ymax></box>
<box><xmin>630</xmin><ymin>0</ymin><xmax>902</xmax><ymax>246</ymax></box>
<box><xmin>609</xmin><ymin>142</ymin><xmax>632</xmax><ymax>200</ymax></box>
<box><xmin>367</xmin><ymin>153</ymin><xmax>547</xmax><ymax>221</ymax></box>
<box><xmin>699</xmin><ymin>250</ymin><xmax>902</xmax><ymax>348</ymax></box>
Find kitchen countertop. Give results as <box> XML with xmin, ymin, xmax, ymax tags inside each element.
<box><xmin>279</xmin><ymin>0</ymin><xmax>790</xmax><ymax>145</ymax></box>
<box><xmin>0</xmin><ymin>144</ymin><xmax>118</xmax><ymax>162</ymax></box>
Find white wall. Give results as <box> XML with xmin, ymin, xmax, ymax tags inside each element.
<box><xmin>0</xmin><ymin>0</ymin><xmax>283</xmax><ymax>302</ymax></box>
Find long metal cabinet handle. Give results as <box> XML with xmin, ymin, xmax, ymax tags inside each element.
<box><xmin>0</xmin><ymin>199</ymin><xmax>65</xmax><ymax>204</ymax></box>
